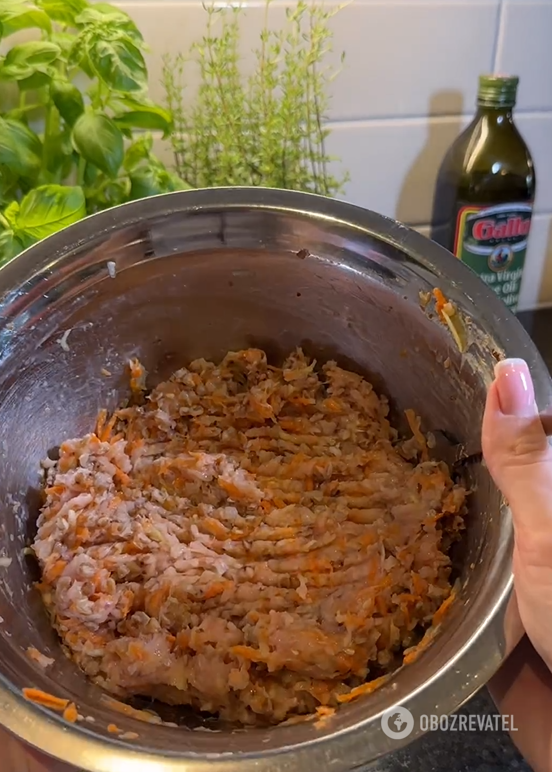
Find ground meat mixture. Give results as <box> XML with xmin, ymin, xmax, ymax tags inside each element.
<box><xmin>34</xmin><ymin>349</ymin><xmax>466</xmax><ymax>725</ymax></box>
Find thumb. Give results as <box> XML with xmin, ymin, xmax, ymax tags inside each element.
<box><xmin>482</xmin><ymin>358</ymin><xmax>552</xmax><ymax>545</ymax></box>
<box><xmin>482</xmin><ymin>358</ymin><xmax>552</xmax><ymax>668</ymax></box>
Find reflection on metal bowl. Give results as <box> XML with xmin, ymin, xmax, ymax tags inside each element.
<box><xmin>0</xmin><ymin>188</ymin><xmax>547</xmax><ymax>772</ymax></box>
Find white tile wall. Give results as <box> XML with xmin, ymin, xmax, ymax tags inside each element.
<box><xmin>125</xmin><ymin>1</ymin><xmax>552</xmax><ymax>308</ymax></box>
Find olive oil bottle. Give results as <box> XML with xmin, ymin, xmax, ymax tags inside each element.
<box><xmin>431</xmin><ymin>75</ymin><xmax>535</xmax><ymax>312</ymax></box>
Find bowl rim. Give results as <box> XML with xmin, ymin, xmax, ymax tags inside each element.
<box><xmin>0</xmin><ymin>186</ymin><xmax>542</xmax><ymax>771</ymax></box>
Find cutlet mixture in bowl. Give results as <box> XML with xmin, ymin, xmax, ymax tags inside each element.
<box><xmin>0</xmin><ymin>189</ymin><xmax>538</xmax><ymax>772</ymax></box>
<box><xmin>34</xmin><ymin>349</ymin><xmax>466</xmax><ymax>725</ymax></box>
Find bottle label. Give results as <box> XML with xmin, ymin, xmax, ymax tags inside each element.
<box><xmin>453</xmin><ymin>202</ymin><xmax>533</xmax><ymax>311</ymax></box>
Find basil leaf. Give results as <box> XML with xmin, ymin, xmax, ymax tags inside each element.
<box><xmin>50</xmin><ymin>78</ymin><xmax>84</xmax><ymax>126</ymax></box>
<box><xmin>1</xmin><ymin>42</ymin><xmax>59</xmax><ymax>85</ymax></box>
<box><xmin>51</xmin><ymin>31</ymin><xmax>75</xmax><ymax>56</ymax></box>
<box><xmin>76</xmin><ymin>4</ymin><xmax>143</xmax><ymax>44</ymax></box>
<box><xmin>36</xmin><ymin>0</ymin><xmax>88</xmax><ymax>25</ymax></box>
<box><xmin>67</xmin><ymin>34</ymin><xmax>94</xmax><ymax>78</ymax></box>
<box><xmin>0</xmin><ymin>118</ymin><xmax>42</xmax><ymax>179</ymax></box>
<box><xmin>0</xmin><ymin>166</ymin><xmax>18</xmax><ymax>207</ymax></box>
<box><xmin>166</xmin><ymin>170</ymin><xmax>190</xmax><ymax>191</ymax></box>
<box><xmin>129</xmin><ymin>168</ymin><xmax>165</xmax><ymax>200</ymax></box>
<box><xmin>72</xmin><ymin>113</ymin><xmax>123</xmax><ymax>178</ymax></box>
<box><xmin>0</xmin><ymin>230</ymin><xmax>21</xmax><ymax>265</ymax></box>
<box><xmin>0</xmin><ymin>3</ymin><xmax>52</xmax><ymax>36</ymax></box>
<box><xmin>96</xmin><ymin>178</ymin><xmax>129</xmax><ymax>210</ymax></box>
<box><xmin>3</xmin><ymin>201</ymin><xmax>19</xmax><ymax>228</ymax></box>
<box><xmin>14</xmin><ymin>185</ymin><xmax>86</xmax><ymax>241</ymax></box>
<box><xmin>114</xmin><ymin>103</ymin><xmax>172</xmax><ymax>136</ymax></box>
<box><xmin>83</xmin><ymin>161</ymin><xmax>98</xmax><ymax>187</ymax></box>
<box><xmin>11</xmin><ymin>68</ymin><xmax>54</xmax><ymax>89</ymax></box>
<box><xmin>123</xmin><ymin>133</ymin><xmax>153</xmax><ymax>172</ymax></box>
<box><xmin>129</xmin><ymin>164</ymin><xmax>188</xmax><ymax>201</ymax></box>
<box><xmin>45</xmin><ymin>129</ymin><xmax>73</xmax><ymax>176</ymax></box>
<box><xmin>5</xmin><ymin>41</ymin><xmax>60</xmax><ymax>67</ymax></box>
<box><xmin>86</xmin><ymin>32</ymin><xmax>147</xmax><ymax>93</ymax></box>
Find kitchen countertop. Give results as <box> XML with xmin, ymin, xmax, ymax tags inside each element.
<box><xmin>374</xmin><ymin>306</ymin><xmax>552</xmax><ymax>772</ymax></box>
<box><xmin>5</xmin><ymin>309</ymin><xmax>551</xmax><ymax>772</ymax></box>
<box><xmin>374</xmin><ymin>690</ymin><xmax>530</xmax><ymax>772</ymax></box>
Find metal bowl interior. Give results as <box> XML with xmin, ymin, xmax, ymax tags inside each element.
<box><xmin>0</xmin><ymin>188</ymin><xmax>548</xmax><ymax>772</ymax></box>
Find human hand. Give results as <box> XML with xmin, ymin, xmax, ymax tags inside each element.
<box><xmin>483</xmin><ymin>358</ymin><xmax>552</xmax><ymax>772</ymax></box>
<box><xmin>482</xmin><ymin>358</ymin><xmax>552</xmax><ymax>671</ymax></box>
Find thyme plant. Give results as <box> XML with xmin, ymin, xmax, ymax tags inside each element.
<box><xmin>163</xmin><ymin>0</ymin><xmax>347</xmax><ymax>195</ymax></box>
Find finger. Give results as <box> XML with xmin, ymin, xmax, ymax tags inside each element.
<box><xmin>482</xmin><ymin>360</ymin><xmax>552</xmax><ymax>544</ymax></box>
<box><xmin>482</xmin><ymin>358</ymin><xmax>552</xmax><ymax>669</ymax></box>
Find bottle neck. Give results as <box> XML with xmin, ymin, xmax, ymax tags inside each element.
<box><xmin>475</xmin><ymin>103</ymin><xmax>515</xmax><ymax>125</ymax></box>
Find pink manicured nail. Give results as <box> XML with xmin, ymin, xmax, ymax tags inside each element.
<box><xmin>494</xmin><ymin>358</ymin><xmax>536</xmax><ymax>416</ymax></box>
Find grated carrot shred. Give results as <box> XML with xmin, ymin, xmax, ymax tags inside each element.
<box><xmin>432</xmin><ymin>589</ymin><xmax>457</xmax><ymax>627</ymax></box>
<box><xmin>204</xmin><ymin>580</ymin><xmax>233</xmax><ymax>599</ymax></box>
<box><xmin>95</xmin><ymin>408</ymin><xmax>107</xmax><ymax>437</ymax></box>
<box><xmin>100</xmin><ymin>695</ymin><xmax>162</xmax><ymax>724</ymax></box>
<box><xmin>315</xmin><ymin>705</ymin><xmax>335</xmax><ymax>718</ymax></box>
<box><xmin>107</xmin><ymin>723</ymin><xmax>121</xmax><ymax>734</ymax></box>
<box><xmin>23</xmin><ymin>688</ymin><xmax>69</xmax><ymax>711</ymax></box>
<box><xmin>63</xmin><ymin>702</ymin><xmax>78</xmax><ymax>723</ymax></box>
<box><xmin>231</xmin><ymin>645</ymin><xmax>265</xmax><ymax>662</ymax></box>
<box><xmin>218</xmin><ymin>479</ymin><xmax>247</xmax><ymax>499</ymax></box>
<box><xmin>403</xmin><ymin>627</ymin><xmax>437</xmax><ymax>665</ymax></box>
<box><xmin>99</xmin><ymin>414</ymin><xmax>117</xmax><ymax>443</ymax></box>
<box><xmin>336</xmin><ymin>675</ymin><xmax>388</xmax><ymax>704</ymax></box>
<box><xmin>432</xmin><ymin>287</ymin><xmax>447</xmax><ymax>321</ymax></box>
<box><xmin>404</xmin><ymin>408</ymin><xmax>429</xmax><ymax>461</ymax></box>
<box><xmin>45</xmin><ymin>559</ymin><xmax>67</xmax><ymax>581</ymax></box>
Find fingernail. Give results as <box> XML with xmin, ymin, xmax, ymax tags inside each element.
<box><xmin>494</xmin><ymin>358</ymin><xmax>536</xmax><ymax>416</ymax></box>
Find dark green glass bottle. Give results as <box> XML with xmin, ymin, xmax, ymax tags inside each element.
<box><xmin>431</xmin><ymin>75</ymin><xmax>535</xmax><ymax>312</ymax></box>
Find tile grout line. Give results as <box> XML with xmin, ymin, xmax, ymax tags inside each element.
<box><xmin>149</xmin><ymin>109</ymin><xmax>552</xmax><ymax>134</ymax></box>
<box><xmin>491</xmin><ymin>0</ymin><xmax>505</xmax><ymax>72</ymax></box>
<box><xmin>324</xmin><ymin>109</ymin><xmax>552</xmax><ymax>129</ymax></box>
<box><xmin>115</xmin><ymin>0</ymin><xmax>515</xmax><ymax>6</ymax></box>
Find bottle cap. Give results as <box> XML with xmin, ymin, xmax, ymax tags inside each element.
<box><xmin>477</xmin><ymin>74</ymin><xmax>519</xmax><ymax>107</ymax></box>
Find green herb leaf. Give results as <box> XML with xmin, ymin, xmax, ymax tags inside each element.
<box><xmin>0</xmin><ymin>230</ymin><xmax>21</xmax><ymax>266</ymax></box>
<box><xmin>50</xmin><ymin>31</ymin><xmax>76</xmax><ymax>56</ymax></box>
<box><xmin>14</xmin><ymin>185</ymin><xmax>86</xmax><ymax>242</ymax></box>
<box><xmin>83</xmin><ymin>161</ymin><xmax>98</xmax><ymax>187</ymax></box>
<box><xmin>129</xmin><ymin>163</ymin><xmax>188</xmax><ymax>200</ymax></box>
<box><xmin>123</xmin><ymin>133</ymin><xmax>153</xmax><ymax>172</ymax></box>
<box><xmin>5</xmin><ymin>40</ymin><xmax>61</xmax><ymax>67</ymax></box>
<box><xmin>72</xmin><ymin>113</ymin><xmax>123</xmax><ymax>178</ymax></box>
<box><xmin>36</xmin><ymin>0</ymin><xmax>88</xmax><ymax>25</ymax></box>
<box><xmin>0</xmin><ymin>41</ymin><xmax>60</xmax><ymax>84</ymax></box>
<box><xmin>16</xmin><ymin>69</ymin><xmax>54</xmax><ymax>89</ymax></box>
<box><xmin>50</xmin><ymin>78</ymin><xmax>84</xmax><ymax>126</ymax></box>
<box><xmin>3</xmin><ymin>201</ymin><xmax>19</xmax><ymax>228</ymax></box>
<box><xmin>67</xmin><ymin>37</ymin><xmax>94</xmax><ymax>79</ymax></box>
<box><xmin>0</xmin><ymin>118</ymin><xmax>42</xmax><ymax>179</ymax></box>
<box><xmin>75</xmin><ymin>4</ymin><xmax>143</xmax><ymax>44</ymax></box>
<box><xmin>114</xmin><ymin>100</ymin><xmax>172</xmax><ymax>136</ymax></box>
<box><xmin>45</xmin><ymin>129</ymin><xmax>73</xmax><ymax>177</ymax></box>
<box><xmin>85</xmin><ymin>32</ymin><xmax>147</xmax><ymax>93</ymax></box>
<box><xmin>129</xmin><ymin>168</ymin><xmax>166</xmax><ymax>200</ymax></box>
<box><xmin>0</xmin><ymin>2</ymin><xmax>52</xmax><ymax>36</ymax></box>
<box><xmin>96</xmin><ymin>178</ymin><xmax>129</xmax><ymax>210</ymax></box>
<box><xmin>0</xmin><ymin>166</ymin><xmax>19</xmax><ymax>207</ymax></box>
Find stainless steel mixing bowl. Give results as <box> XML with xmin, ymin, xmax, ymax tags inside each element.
<box><xmin>0</xmin><ymin>187</ymin><xmax>548</xmax><ymax>772</ymax></box>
